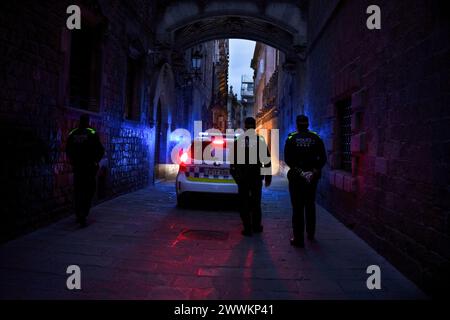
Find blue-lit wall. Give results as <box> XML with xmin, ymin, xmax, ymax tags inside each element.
<box><xmin>0</xmin><ymin>0</ymin><xmax>157</xmax><ymax>241</ymax></box>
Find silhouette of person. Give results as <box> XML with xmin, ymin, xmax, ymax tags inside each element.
<box><xmin>230</xmin><ymin>117</ymin><xmax>272</xmax><ymax>236</ymax></box>
<box><xmin>284</xmin><ymin>115</ymin><xmax>327</xmax><ymax>247</ymax></box>
<box><xmin>66</xmin><ymin>114</ymin><xmax>104</xmax><ymax>227</ymax></box>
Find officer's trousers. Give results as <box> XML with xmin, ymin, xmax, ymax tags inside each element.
<box><xmin>237</xmin><ymin>178</ymin><xmax>263</xmax><ymax>231</ymax></box>
<box><xmin>73</xmin><ymin>171</ymin><xmax>97</xmax><ymax>220</ymax></box>
<box><xmin>288</xmin><ymin>178</ymin><xmax>318</xmax><ymax>240</ymax></box>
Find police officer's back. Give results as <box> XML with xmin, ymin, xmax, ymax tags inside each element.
<box><xmin>66</xmin><ymin>116</ymin><xmax>104</xmax><ymax>174</ymax></box>
<box><xmin>284</xmin><ymin>115</ymin><xmax>326</xmax><ymax>247</ymax></box>
<box><xmin>230</xmin><ymin>117</ymin><xmax>272</xmax><ymax>236</ymax></box>
<box><xmin>66</xmin><ymin>114</ymin><xmax>104</xmax><ymax>227</ymax></box>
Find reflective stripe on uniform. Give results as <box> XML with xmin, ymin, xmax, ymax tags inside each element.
<box><xmin>288</xmin><ymin>131</ymin><xmax>320</xmax><ymax>139</ymax></box>
<box><xmin>69</xmin><ymin>127</ymin><xmax>96</xmax><ymax>136</ymax></box>
<box><xmin>288</xmin><ymin>131</ymin><xmax>298</xmax><ymax>139</ymax></box>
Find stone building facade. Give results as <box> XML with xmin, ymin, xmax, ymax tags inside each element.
<box><xmin>306</xmin><ymin>0</ymin><xmax>450</xmax><ymax>295</ymax></box>
<box><xmin>207</xmin><ymin>39</ymin><xmax>229</xmax><ymax>132</ymax></box>
<box><xmin>246</xmin><ymin>0</ymin><xmax>449</xmax><ymax>296</ymax></box>
<box><xmin>160</xmin><ymin>40</ymin><xmax>228</xmax><ymax>178</ymax></box>
<box><xmin>251</xmin><ymin>43</ymin><xmax>306</xmax><ymax>174</ymax></box>
<box><xmin>227</xmin><ymin>86</ymin><xmax>243</xmax><ymax>129</ymax></box>
<box><xmin>0</xmin><ymin>2</ymin><xmax>234</xmax><ymax>241</ymax></box>
<box><xmin>0</xmin><ymin>0</ymin><xmax>163</xmax><ymax>241</ymax></box>
<box><xmin>252</xmin><ymin>43</ymin><xmax>280</xmax><ymax>170</ymax></box>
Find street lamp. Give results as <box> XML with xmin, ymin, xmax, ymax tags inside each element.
<box><xmin>191</xmin><ymin>50</ymin><xmax>202</xmax><ymax>71</ymax></box>
<box><xmin>181</xmin><ymin>49</ymin><xmax>203</xmax><ymax>84</ymax></box>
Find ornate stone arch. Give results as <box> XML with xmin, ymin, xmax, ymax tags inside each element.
<box><xmin>153</xmin><ymin>0</ymin><xmax>308</xmax><ymax>61</ymax></box>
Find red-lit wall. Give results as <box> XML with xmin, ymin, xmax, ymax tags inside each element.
<box><xmin>306</xmin><ymin>0</ymin><xmax>450</xmax><ymax>296</ymax></box>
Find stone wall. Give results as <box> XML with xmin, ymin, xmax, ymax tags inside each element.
<box><xmin>0</xmin><ymin>0</ymin><xmax>158</xmax><ymax>241</ymax></box>
<box><xmin>306</xmin><ymin>0</ymin><xmax>450</xmax><ymax>296</ymax></box>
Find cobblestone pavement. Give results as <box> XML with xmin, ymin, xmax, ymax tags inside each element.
<box><xmin>0</xmin><ymin>177</ymin><xmax>426</xmax><ymax>300</ymax></box>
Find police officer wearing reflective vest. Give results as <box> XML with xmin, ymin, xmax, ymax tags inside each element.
<box><xmin>66</xmin><ymin>114</ymin><xmax>104</xmax><ymax>227</ymax></box>
<box><xmin>284</xmin><ymin>115</ymin><xmax>327</xmax><ymax>247</ymax></box>
<box><xmin>230</xmin><ymin>117</ymin><xmax>272</xmax><ymax>236</ymax></box>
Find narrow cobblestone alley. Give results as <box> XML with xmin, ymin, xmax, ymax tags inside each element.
<box><xmin>0</xmin><ymin>177</ymin><xmax>426</xmax><ymax>300</ymax></box>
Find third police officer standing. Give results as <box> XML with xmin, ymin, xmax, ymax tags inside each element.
<box><xmin>284</xmin><ymin>115</ymin><xmax>327</xmax><ymax>247</ymax></box>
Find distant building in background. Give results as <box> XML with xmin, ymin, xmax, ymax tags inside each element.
<box><xmin>240</xmin><ymin>75</ymin><xmax>255</xmax><ymax>119</ymax></box>
<box><xmin>252</xmin><ymin>42</ymin><xmax>306</xmax><ymax>174</ymax></box>
<box><xmin>158</xmin><ymin>39</ymin><xmax>228</xmax><ymax>179</ymax></box>
<box><xmin>174</xmin><ymin>39</ymin><xmax>229</xmax><ymax>135</ymax></box>
<box><xmin>209</xmin><ymin>39</ymin><xmax>229</xmax><ymax>132</ymax></box>
<box><xmin>227</xmin><ymin>86</ymin><xmax>244</xmax><ymax>129</ymax></box>
<box><xmin>251</xmin><ymin>43</ymin><xmax>282</xmax><ymax>153</ymax></box>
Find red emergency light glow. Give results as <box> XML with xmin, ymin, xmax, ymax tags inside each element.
<box><xmin>180</xmin><ymin>152</ymin><xmax>189</xmax><ymax>163</ymax></box>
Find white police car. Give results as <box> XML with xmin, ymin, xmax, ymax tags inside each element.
<box><xmin>175</xmin><ymin>132</ymin><xmax>238</xmax><ymax>207</ymax></box>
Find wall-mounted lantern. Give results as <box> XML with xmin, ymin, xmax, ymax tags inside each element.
<box><xmin>191</xmin><ymin>50</ymin><xmax>202</xmax><ymax>71</ymax></box>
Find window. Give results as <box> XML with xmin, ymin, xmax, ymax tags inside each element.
<box><xmin>337</xmin><ymin>98</ymin><xmax>352</xmax><ymax>172</ymax></box>
<box><xmin>124</xmin><ymin>57</ymin><xmax>141</xmax><ymax>120</ymax></box>
<box><xmin>259</xmin><ymin>59</ymin><xmax>264</xmax><ymax>73</ymax></box>
<box><xmin>69</xmin><ymin>25</ymin><xmax>102</xmax><ymax>111</ymax></box>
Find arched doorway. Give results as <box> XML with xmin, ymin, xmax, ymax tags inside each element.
<box><xmin>154</xmin><ymin>99</ymin><xmax>163</xmax><ymax>181</ymax></box>
<box><xmin>152</xmin><ymin>63</ymin><xmax>177</xmax><ymax>181</ymax></box>
<box><xmin>154</xmin><ymin>98</ymin><xmax>173</xmax><ymax>181</ymax></box>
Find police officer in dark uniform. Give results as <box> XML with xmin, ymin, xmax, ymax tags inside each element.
<box><xmin>230</xmin><ymin>117</ymin><xmax>272</xmax><ymax>236</ymax></box>
<box><xmin>66</xmin><ymin>114</ymin><xmax>104</xmax><ymax>227</ymax></box>
<box><xmin>284</xmin><ymin>115</ymin><xmax>327</xmax><ymax>247</ymax></box>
